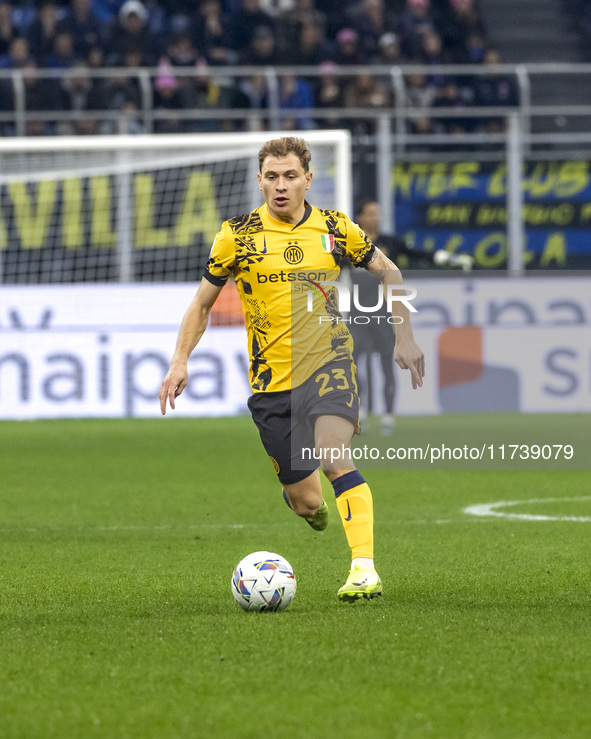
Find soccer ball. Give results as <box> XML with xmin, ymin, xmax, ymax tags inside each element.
<box><xmin>231</xmin><ymin>551</ymin><xmax>296</xmax><ymax>612</ymax></box>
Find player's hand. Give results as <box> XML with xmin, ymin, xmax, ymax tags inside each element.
<box><xmin>159</xmin><ymin>363</ymin><xmax>188</xmax><ymax>415</ymax></box>
<box><xmin>394</xmin><ymin>339</ymin><xmax>425</xmax><ymax>389</ymax></box>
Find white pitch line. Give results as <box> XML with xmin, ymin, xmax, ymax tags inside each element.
<box><xmin>0</xmin><ymin>522</ymin><xmax>286</xmax><ymax>534</ymax></box>
<box><xmin>0</xmin><ymin>519</ymin><xmax>491</xmax><ymax>535</ymax></box>
<box><xmin>464</xmin><ymin>497</ymin><xmax>591</xmax><ymax>522</ymax></box>
<box><xmin>11</xmin><ymin>508</ymin><xmax>588</xmax><ymax>536</ymax></box>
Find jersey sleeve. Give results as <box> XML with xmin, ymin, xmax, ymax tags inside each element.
<box><xmin>203</xmin><ymin>221</ymin><xmax>236</xmax><ymax>286</ymax></box>
<box><xmin>344</xmin><ymin>214</ymin><xmax>375</xmax><ymax>268</ymax></box>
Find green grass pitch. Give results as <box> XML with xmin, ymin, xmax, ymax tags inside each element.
<box><xmin>1</xmin><ymin>416</ymin><xmax>590</xmax><ymax>738</ymax></box>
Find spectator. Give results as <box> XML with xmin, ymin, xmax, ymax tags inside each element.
<box><xmin>0</xmin><ymin>41</ymin><xmax>34</xmax><ymax>133</ymax></box>
<box><xmin>0</xmin><ymin>36</ymin><xmax>32</xmax><ymax>68</ymax></box>
<box><xmin>98</xmin><ymin>0</ymin><xmax>168</xmax><ymax>38</ymax></box>
<box><xmin>460</xmin><ymin>30</ymin><xmax>486</xmax><ymax>65</ymax></box>
<box><xmin>165</xmin><ymin>31</ymin><xmax>201</xmax><ymax>67</ymax></box>
<box><xmin>57</xmin><ymin>60</ymin><xmax>107</xmax><ymax>133</ymax></box>
<box><xmin>454</xmin><ymin>31</ymin><xmax>486</xmax><ymax>101</ymax></box>
<box><xmin>278</xmin><ymin>0</ymin><xmax>326</xmax><ymax>51</ymax></box>
<box><xmin>162</xmin><ymin>0</ymin><xmax>195</xmax><ymax>20</ymax></box>
<box><xmin>56</xmin><ymin>0</ymin><xmax>105</xmax><ymax>61</ymax></box>
<box><xmin>397</xmin><ymin>0</ymin><xmax>436</xmax><ymax>59</ymax></box>
<box><xmin>239</xmin><ymin>74</ymin><xmax>268</xmax><ymax>115</ymax></box>
<box><xmin>258</xmin><ymin>0</ymin><xmax>295</xmax><ymax>15</ymax></box>
<box><xmin>432</xmin><ymin>80</ymin><xmax>468</xmax><ymax>134</ymax></box>
<box><xmin>344</xmin><ymin>72</ymin><xmax>391</xmax><ymax>108</ymax></box>
<box><xmin>105</xmin><ymin>99</ymin><xmax>147</xmax><ymax>132</ymax></box>
<box><xmin>156</xmin><ymin>33</ymin><xmax>202</xmax><ymax>115</ymax></box>
<box><xmin>87</xmin><ymin>43</ymin><xmax>105</xmax><ymax>67</ymax></box>
<box><xmin>185</xmin><ymin>62</ymin><xmax>251</xmax><ymax>133</ymax></box>
<box><xmin>230</xmin><ymin>0</ymin><xmax>275</xmax><ymax>54</ymax></box>
<box><xmin>153</xmin><ymin>59</ymin><xmax>182</xmax><ymax>133</ymax></box>
<box><xmin>278</xmin><ymin>73</ymin><xmax>315</xmax><ymax>129</ymax></box>
<box><xmin>189</xmin><ymin>0</ymin><xmax>236</xmax><ymax>65</ymax></box>
<box><xmin>438</xmin><ymin>0</ymin><xmax>485</xmax><ymax>64</ymax></box>
<box><xmin>145</xmin><ymin>1</ymin><xmax>167</xmax><ymax>38</ymax></box>
<box><xmin>98</xmin><ymin>45</ymin><xmax>143</xmax><ymax>132</ymax></box>
<box><xmin>64</xmin><ymin>46</ymin><xmax>106</xmax><ymax>133</ymax></box>
<box><xmin>419</xmin><ymin>29</ymin><xmax>451</xmax><ymax>89</ymax></box>
<box><xmin>91</xmin><ymin>0</ymin><xmax>126</xmax><ymax>24</ymax></box>
<box><xmin>472</xmin><ymin>48</ymin><xmax>519</xmax><ymax>132</ymax></box>
<box><xmin>46</xmin><ymin>31</ymin><xmax>76</xmax><ymax>68</ymax></box>
<box><xmin>404</xmin><ymin>70</ymin><xmax>437</xmax><ymax>133</ymax></box>
<box><xmin>288</xmin><ymin>21</ymin><xmax>332</xmax><ymax>67</ymax></box>
<box><xmin>332</xmin><ymin>27</ymin><xmax>366</xmax><ymax>65</ymax></box>
<box><xmin>23</xmin><ymin>60</ymin><xmax>63</xmax><ymax>135</ymax></box>
<box><xmin>348</xmin><ymin>0</ymin><xmax>397</xmax><ymax>59</ymax></box>
<box><xmin>374</xmin><ymin>32</ymin><xmax>402</xmax><ymax>64</ymax></box>
<box><xmin>240</xmin><ymin>25</ymin><xmax>282</xmax><ymax>65</ymax></box>
<box><xmin>314</xmin><ymin>60</ymin><xmax>346</xmax><ymax>129</ymax></box>
<box><xmin>323</xmin><ymin>0</ymin><xmax>362</xmax><ymax>41</ymax></box>
<box><xmin>27</xmin><ymin>1</ymin><xmax>62</xmax><ymax>66</ymax></box>
<box><xmin>343</xmin><ymin>72</ymin><xmax>391</xmax><ymax>134</ymax></box>
<box><xmin>105</xmin><ymin>0</ymin><xmax>160</xmax><ymax>66</ymax></box>
<box><xmin>0</xmin><ymin>1</ymin><xmax>17</xmax><ymax>57</ymax></box>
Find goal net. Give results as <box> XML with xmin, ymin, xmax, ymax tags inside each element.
<box><xmin>0</xmin><ymin>131</ymin><xmax>351</xmax><ymax>285</ymax></box>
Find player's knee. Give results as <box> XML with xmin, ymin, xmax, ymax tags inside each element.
<box><xmin>314</xmin><ymin>435</ymin><xmax>356</xmax><ymax>474</ymax></box>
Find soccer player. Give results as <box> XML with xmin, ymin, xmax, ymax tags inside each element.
<box><xmin>348</xmin><ymin>198</ymin><xmax>472</xmax><ymax>434</ymax></box>
<box><xmin>159</xmin><ymin>137</ymin><xmax>424</xmax><ymax>602</ymax></box>
<box><xmin>354</xmin><ymin>198</ymin><xmax>474</xmax><ymax>271</ymax></box>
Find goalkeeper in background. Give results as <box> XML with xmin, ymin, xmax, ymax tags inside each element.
<box><xmin>347</xmin><ymin>198</ymin><xmax>472</xmax><ymax>434</ymax></box>
<box><xmin>159</xmin><ymin>137</ymin><xmax>424</xmax><ymax>602</ymax></box>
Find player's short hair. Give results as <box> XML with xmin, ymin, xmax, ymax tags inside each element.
<box><xmin>258</xmin><ymin>137</ymin><xmax>312</xmax><ymax>173</ymax></box>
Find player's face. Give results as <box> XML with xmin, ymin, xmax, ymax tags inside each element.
<box><xmin>357</xmin><ymin>202</ymin><xmax>380</xmax><ymax>236</ymax></box>
<box><xmin>258</xmin><ymin>153</ymin><xmax>312</xmax><ymax>224</ymax></box>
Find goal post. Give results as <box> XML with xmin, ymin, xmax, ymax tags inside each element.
<box><xmin>0</xmin><ymin>130</ymin><xmax>352</xmax><ymax>284</ymax></box>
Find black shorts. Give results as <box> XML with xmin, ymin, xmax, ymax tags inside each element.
<box><xmin>247</xmin><ymin>358</ymin><xmax>360</xmax><ymax>486</ymax></box>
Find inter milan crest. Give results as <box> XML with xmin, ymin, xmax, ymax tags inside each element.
<box><xmin>284</xmin><ymin>241</ymin><xmax>304</xmax><ymax>265</ymax></box>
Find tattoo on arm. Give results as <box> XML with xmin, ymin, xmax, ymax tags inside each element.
<box><xmin>365</xmin><ymin>248</ymin><xmax>396</xmax><ymax>280</ymax></box>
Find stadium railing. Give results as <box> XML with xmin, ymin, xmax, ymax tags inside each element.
<box><xmin>3</xmin><ymin>62</ymin><xmax>591</xmax><ymax>139</ymax></box>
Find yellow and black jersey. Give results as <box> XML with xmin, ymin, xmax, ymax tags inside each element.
<box><xmin>204</xmin><ymin>202</ymin><xmax>375</xmax><ymax>393</ymax></box>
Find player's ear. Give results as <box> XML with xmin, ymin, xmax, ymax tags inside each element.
<box><xmin>257</xmin><ymin>172</ymin><xmax>262</xmax><ymax>189</ymax></box>
<box><xmin>306</xmin><ymin>172</ymin><xmax>313</xmax><ymax>189</ymax></box>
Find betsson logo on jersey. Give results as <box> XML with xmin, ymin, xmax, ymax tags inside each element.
<box><xmin>256</xmin><ymin>270</ymin><xmax>328</xmax><ymax>284</ymax></box>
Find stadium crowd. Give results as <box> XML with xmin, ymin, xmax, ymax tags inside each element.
<box><xmin>0</xmin><ymin>0</ymin><xmax>519</xmax><ymax>135</ymax></box>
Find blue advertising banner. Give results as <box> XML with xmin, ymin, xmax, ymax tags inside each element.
<box><xmin>394</xmin><ymin>161</ymin><xmax>591</xmax><ymax>269</ymax></box>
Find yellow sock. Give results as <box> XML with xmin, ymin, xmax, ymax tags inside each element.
<box><xmin>332</xmin><ymin>471</ymin><xmax>374</xmax><ymax>560</ymax></box>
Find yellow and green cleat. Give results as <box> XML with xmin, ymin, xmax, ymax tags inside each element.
<box><xmin>338</xmin><ymin>565</ymin><xmax>382</xmax><ymax>602</ymax></box>
<box><xmin>304</xmin><ymin>500</ymin><xmax>329</xmax><ymax>531</ymax></box>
